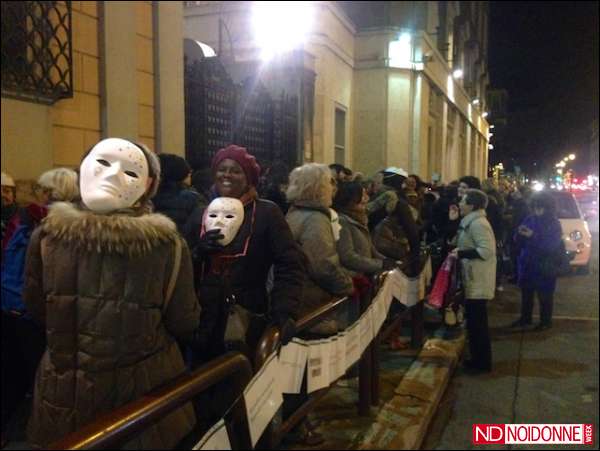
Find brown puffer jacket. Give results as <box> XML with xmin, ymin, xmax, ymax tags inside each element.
<box><xmin>23</xmin><ymin>202</ymin><xmax>201</xmax><ymax>449</ymax></box>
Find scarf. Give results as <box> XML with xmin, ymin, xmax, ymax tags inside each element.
<box><xmin>338</xmin><ymin>205</ymin><xmax>369</xmax><ymax>228</ymax></box>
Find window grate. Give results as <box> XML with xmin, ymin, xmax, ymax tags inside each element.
<box><xmin>1</xmin><ymin>1</ymin><xmax>73</xmax><ymax>105</ymax></box>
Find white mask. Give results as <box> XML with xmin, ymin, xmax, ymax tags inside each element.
<box><xmin>203</xmin><ymin>197</ymin><xmax>245</xmax><ymax>246</ymax></box>
<box><xmin>330</xmin><ymin>208</ymin><xmax>341</xmax><ymax>242</ymax></box>
<box><xmin>80</xmin><ymin>138</ymin><xmax>149</xmax><ymax>213</ymax></box>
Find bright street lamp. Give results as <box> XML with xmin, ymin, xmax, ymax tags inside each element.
<box><xmin>252</xmin><ymin>1</ymin><xmax>314</xmax><ymax>60</ymax></box>
<box><xmin>568</xmin><ymin>154</ymin><xmax>576</xmax><ymax>160</ymax></box>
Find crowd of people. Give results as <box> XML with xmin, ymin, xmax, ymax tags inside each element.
<box><xmin>1</xmin><ymin>140</ymin><xmax>566</xmax><ymax>448</ymax></box>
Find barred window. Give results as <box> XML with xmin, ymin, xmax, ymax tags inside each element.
<box><xmin>1</xmin><ymin>1</ymin><xmax>73</xmax><ymax>104</ymax></box>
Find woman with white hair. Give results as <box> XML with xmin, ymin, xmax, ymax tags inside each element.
<box><xmin>284</xmin><ymin>163</ymin><xmax>353</xmax><ymax>446</ymax></box>
<box><xmin>451</xmin><ymin>188</ymin><xmax>496</xmax><ymax>374</ymax></box>
<box><xmin>286</xmin><ymin>163</ymin><xmax>354</xmax><ymax>314</ymax></box>
<box><xmin>2</xmin><ymin>167</ymin><xmax>80</xmax><ymax>444</ymax></box>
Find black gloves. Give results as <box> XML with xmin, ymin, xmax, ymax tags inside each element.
<box><xmin>382</xmin><ymin>258</ymin><xmax>398</xmax><ymax>271</ymax></box>
<box><xmin>192</xmin><ymin>229</ymin><xmax>224</xmax><ymax>260</ymax></box>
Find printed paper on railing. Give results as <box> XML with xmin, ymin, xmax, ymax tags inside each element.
<box><xmin>388</xmin><ymin>270</ymin><xmax>420</xmax><ymax>307</ymax></box>
<box><xmin>243</xmin><ymin>353</ymin><xmax>283</xmax><ymax>447</ymax></box>
<box><xmin>371</xmin><ymin>293</ymin><xmax>388</xmax><ymax>338</ymax></box>
<box><xmin>307</xmin><ymin>338</ymin><xmax>332</xmax><ymax>394</ymax></box>
<box><xmin>329</xmin><ymin>332</ymin><xmax>347</xmax><ymax>382</ymax></box>
<box><xmin>278</xmin><ymin>339</ymin><xmax>308</xmax><ymax>394</ymax></box>
<box><xmin>193</xmin><ymin>419</ymin><xmax>231</xmax><ymax>450</ymax></box>
<box><xmin>344</xmin><ymin>322</ymin><xmax>361</xmax><ymax>369</ymax></box>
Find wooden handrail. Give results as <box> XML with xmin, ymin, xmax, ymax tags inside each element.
<box><xmin>48</xmin><ymin>352</ymin><xmax>253</xmax><ymax>450</ymax></box>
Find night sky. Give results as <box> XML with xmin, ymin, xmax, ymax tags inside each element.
<box><xmin>488</xmin><ymin>1</ymin><xmax>599</xmax><ymax>176</ymax></box>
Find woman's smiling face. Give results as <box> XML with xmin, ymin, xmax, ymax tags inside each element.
<box><xmin>215</xmin><ymin>159</ymin><xmax>248</xmax><ymax>198</ymax></box>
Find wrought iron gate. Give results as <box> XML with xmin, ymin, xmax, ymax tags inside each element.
<box><xmin>184</xmin><ymin>56</ymin><xmax>299</xmax><ymax>172</ymax></box>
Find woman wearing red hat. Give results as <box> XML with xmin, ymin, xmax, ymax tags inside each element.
<box><xmin>184</xmin><ymin>145</ymin><xmax>304</xmax><ymax>365</ymax></box>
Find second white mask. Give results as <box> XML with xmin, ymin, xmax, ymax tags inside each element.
<box><xmin>203</xmin><ymin>197</ymin><xmax>245</xmax><ymax>246</ymax></box>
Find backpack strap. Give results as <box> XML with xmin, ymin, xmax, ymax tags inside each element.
<box><xmin>163</xmin><ymin>238</ymin><xmax>182</xmax><ymax>315</ymax></box>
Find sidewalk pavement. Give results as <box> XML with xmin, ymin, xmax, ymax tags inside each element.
<box><xmin>286</xmin><ymin>317</ymin><xmax>466</xmax><ymax>450</ymax></box>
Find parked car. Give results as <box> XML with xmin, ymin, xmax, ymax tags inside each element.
<box><xmin>549</xmin><ymin>191</ymin><xmax>592</xmax><ymax>273</ymax></box>
<box><xmin>574</xmin><ymin>190</ymin><xmax>599</xmax><ymax>233</ymax></box>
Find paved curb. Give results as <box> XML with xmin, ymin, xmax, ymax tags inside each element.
<box><xmin>358</xmin><ymin>333</ymin><xmax>466</xmax><ymax>450</ymax></box>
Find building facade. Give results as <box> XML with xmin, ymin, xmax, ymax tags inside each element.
<box><xmin>184</xmin><ymin>1</ymin><xmax>490</xmax><ymax>181</ymax></box>
<box><xmin>1</xmin><ymin>1</ymin><xmax>185</xmax><ymax>188</ymax></box>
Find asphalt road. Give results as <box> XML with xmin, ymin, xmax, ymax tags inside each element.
<box><xmin>424</xmin><ymin>230</ymin><xmax>599</xmax><ymax>450</ymax></box>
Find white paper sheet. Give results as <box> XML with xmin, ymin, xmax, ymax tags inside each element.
<box><xmin>193</xmin><ymin>419</ymin><xmax>231</xmax><ymax>450</ymax></box>
<box><xmin>389</xmin><ymin>269</ymin><xmax>420</xmax><ymax>307</ymax></box>
<box><xmin>278</xmin><ymin>339</ymin><xmax>308</xmax><ymax>394</ymax></box>
<box><xmin>328</xmin><ymin>332</ymin><xmax>347</xmax><ymax>382</ymax></box>
<box><xmin>307</xmin><ymin>338</ymin><xmax>332</xmax><ymax>394</ymax></box>
<box><xmin>344</xmin><ymin>322</ymin><xmax>361</xmax><ymax>370</ymax></box>
<box><xmin>371</xmin><ymin>294</ymin><xmax>387</xmax><ymax>338</ymax></box>
<box><xmin>243</xmin><ymin>353</ymin><xmax>283</xmax><ymax>447</ymax></box>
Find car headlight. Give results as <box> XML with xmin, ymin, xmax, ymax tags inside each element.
<box><xmin>570</xmin><ymin>230</ymin><xmax>583</xmax><ymax>241</ymax></box>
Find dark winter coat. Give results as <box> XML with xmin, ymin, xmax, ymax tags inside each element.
<box><xmin>337</xmin><ymin>213</ymin><xmax>385</xmax><ymax>275</ymax></box>
<box><xmin>185</xmin><ymin>198</ymin><xmax>305</xmax><ymax>360</ymax></box>
<box><xmin>23</xmin><ymin>202</ymin><xmax>200</xmax><ymax>449</ymax></box>
<box><xmin>390</xmin><ymin>195</ymin><xmax>421</xmax><ymax>276</ymax></box>
<box><xmin>515</xmin><ymin>213</ymin><xmax>563</xmax><ymax>292</ymax></box>
<box><xmin>153</xmin><ymin>181</ymin><xmax>206</xmax><ymax>233</ymax></box>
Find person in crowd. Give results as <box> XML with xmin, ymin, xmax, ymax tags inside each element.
<box><xmin>507</xmin><ymin>186</ymin><xmax>531</xmax><ymax>283</ymax></box>
<box><xmin>3</xmin><ymin>169</ymin><xmax>80</xmax><ymax>253</ymax></box>
<box><xmin>329</xmin><ymin>163</ymin><xmax>352</xmax><ymax>182</ymax></box>
<box><xmin>1</xmin><ymin>172</ymin><xmax>18</xmax><ymax>244</ymax></box>
<box><xmin>452</xmin><ymin>189</ymin><xmax>496</xmax><ymax>373</ymax></box>
<box><xmin>259</xmin><ymin>162</ymin><xmax>291</xmax><ymax>214</ymax></box>
<box><xmin>334</xmin><ymin>181</ymin><xmax>396</xmax><ymax>276</ymax></box>
<box><xmin>431</xmin><ymin>184</ymin><xmax>460</xmax><ymax>250</ymax></box>
<box><xmin>511</xmin><ymin>192</ymin><xmax>562</xmax><ymax>331</ymax></box>
<box><xmin>367</xmin><ymin>170</ymin><xmax>399</xmax><ymax>231</ymax></box>
<box><xmin>372</xmin><ymin>167</ymin><xmax>421</xmax><ymax>276</ymax></box>
<box><xmin>153</xmin><ymin>153</ymin><xmax>206</xmax><ymax>233</ymax></box>
<box><xmin>1</xmin><ymin>168</ymin><xmax>79</xmax><ymax>446</ymax></box>
<box><xmin>286</xmin><ymin>163</ymin><xmax>354</xmax><ymax>317</ymax></box>
<box><xmin>422</xmin><ymin>189</ymin><xmax>440</xmax><ymax>243</ymax></box>
<box><xmin>481</xmin><ymin>178</ymin><xmax>507</xmax><ymax>291</ymax></box>
<box><xmin>191</xmin><ymin>168</ymin><xmax>214</xmax><ymax>201</ymax></box>
<box><xmin>403</xmin><ymin>176</ymin><xmax>421</xmax><ymax>221</ymax></box>
<box><xmin>285</xmin><ymin>163</ymin><xmax>354</xmax><ymax>446</ymax></box>
<box><xmin>22</xmin><ymin>138</ymin><xmax>200</xmax><ymax>449</ymax></box>
<box><xmin>185</xmin><ymin>145</ymin><xmax>303</xmax><ymax>364</ymax></box>
<box><xmin>459</xmin><ymin>176</ymin><xmax>503</xmax><ymax>239</ymax></box>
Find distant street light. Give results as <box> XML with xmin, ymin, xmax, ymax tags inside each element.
<box><xmin>472</xmin><ymin>98</ymin><xmax>480</xmax><ymax>105</ymax></box>
<box><xmin>569</xmin><ymin>154</ymin><xmax>576</xmax><ymax>160</ymax></box>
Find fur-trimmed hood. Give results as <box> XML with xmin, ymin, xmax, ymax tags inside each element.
<box><xmin>42</xmin><ymin>202</ymin><xmax>179</xmax><ymax>255</ymax></box>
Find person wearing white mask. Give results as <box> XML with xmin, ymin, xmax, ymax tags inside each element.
<box><xmin>22</xmin><ymin>138</ymin><xmax>200</xmax><ymax>449</ymax></box>
<box><xmin>184</xmin><ymin>145</ymin><xmax>304</xmax><ymax>368</ymax></box>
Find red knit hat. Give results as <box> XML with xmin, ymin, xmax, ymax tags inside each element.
<box><xmin>211</xmin><ymin>145</ymin><xmax>261</xmax><ymax>186</ymax></box>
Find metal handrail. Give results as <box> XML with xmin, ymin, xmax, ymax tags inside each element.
<box><xmin>48</xmin><ymin>352</ymin><xmax>253</xmax><ymax>450</ymax></box>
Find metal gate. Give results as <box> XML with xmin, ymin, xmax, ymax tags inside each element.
<box><xmin>184</xmin><ymin>56</ymin><xmax>299</xmax><ymax>171</ymax></box>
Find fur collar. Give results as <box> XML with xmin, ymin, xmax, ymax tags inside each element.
<box><xmin>42</xmin><ymin>202</ymin><xmax>179</xmax><ymax>255</ymax></box>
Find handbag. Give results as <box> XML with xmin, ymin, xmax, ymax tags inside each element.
<box><xmin>538</xmin><ymin>240</ymin><xmax>571</xmax><ymax>278</ymax></box>
<box><xmin>427</xmin><ymin>254</ymin><xmax>456</xmax><ymax>309</ymax></box>
<box><xmin>224</xmin><ymin>300</ymin><xmax>252</xmax><ymax>343</ymax></box>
